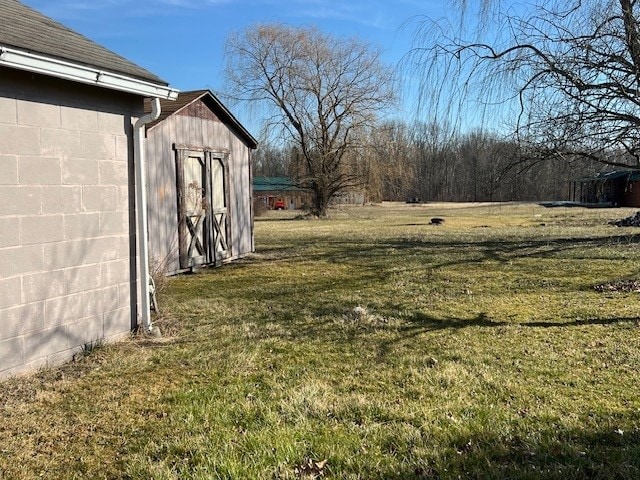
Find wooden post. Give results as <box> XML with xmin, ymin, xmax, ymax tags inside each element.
<box><xmin>204</xmin><ymin>152</ymin><xmax>214</xmax><ymax>265</ymax></box>
<box><xmin>175</xmin><ymin>148</ymin><xmax>188</xmax><ymax>269</ymax></box>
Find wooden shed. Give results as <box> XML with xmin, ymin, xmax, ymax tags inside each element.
<box><xmin>145</xmin><ymin>90</ymin><xmax>258</xmax><ymax>275</ymax></box>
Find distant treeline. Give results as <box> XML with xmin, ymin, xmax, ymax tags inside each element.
<box><xmin>253</xmin><ymin>121</ymin><xmax>605</xmax><ymax>203</ymax></box>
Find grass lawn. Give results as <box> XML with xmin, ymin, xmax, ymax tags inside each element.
<box><xmin>2</xmin><ymin>202</ymin><xmax>640</xmax><ymax>479</ymax></box>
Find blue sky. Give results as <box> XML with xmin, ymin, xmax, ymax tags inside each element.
<box><xmin>21</xmin><ymin>0</ymin><xmax>454</xmax><ymax>133</ymax></box>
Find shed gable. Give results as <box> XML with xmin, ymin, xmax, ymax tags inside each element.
<box><xmin>177</xmin><ymin>99</ymin><xmax>221</xmax><ymax>123</ymax></box>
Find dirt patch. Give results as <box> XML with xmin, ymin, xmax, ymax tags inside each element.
<box><xmin>594</xmin><ymin>279</ymin><xmax>640</xmax><ymax>293</ymax></box>
<box><xmin>609</xmin><ymin>211</ymin><xmax>640</xmax><ymax>227</ymax></box>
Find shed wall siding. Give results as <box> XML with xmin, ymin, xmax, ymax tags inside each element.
<box><xmin>0</xmin><ymin>68</ymin><xmax>140</xmax><ymax>378</ymax></box>
<box><xmin>147</xmin><ymin>119</ymin><xmax>180</xmax><ymax>274</ymax></box>
<box><xmin>146</xmin><ymin>101</ymin><xmax>253</xmax><ymax>275</ymax></box>
<box><xmin>228</xmin><ymin>127</ymin><xmax>253</xmax><ymax>256</ymax></box>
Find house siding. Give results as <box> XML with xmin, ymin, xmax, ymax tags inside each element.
<box><xmin>623</xmin><ymin>181</ymin><xmax>640</xmax><ymax>207</ymax></box>
<box><xmin>0</xmin><ymin>68</ymin><xmax>141</xmax><ymax>378</ymax></box>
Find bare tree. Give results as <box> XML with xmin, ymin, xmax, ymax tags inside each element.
<box><xmin>252</xmin><ymin>143</ymin><xmax>292</xmax><ymax>178</ymax></box>
<box><xmin>225</xmin><ymin>24</ymin><xmax>395</xmax><ymax>216</ymax></box>
<box><xmin>365</xmin><ymin>121</ymin><xmax>417</xmax><ymax>201</ymax></box>
<box><xmin>407</xmin><ymin>0</ymin><xmax>640</xmax><ymax>169</ymax></box>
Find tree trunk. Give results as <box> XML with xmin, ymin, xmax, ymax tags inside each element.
<box><xmin>312</xmin><ymin>187</ymin><xmax>330</xmax><ymax>217</ymax></box>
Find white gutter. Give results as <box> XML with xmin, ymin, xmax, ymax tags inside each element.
<box><xmin>133</xmin><ymin>98</ymin><xmax>161</xmax><ymax>334</ymax></box>
<box><xmin>0</xmin><ymin>46</ymin><xmax>178</xmax><ymax>100</ymax></box>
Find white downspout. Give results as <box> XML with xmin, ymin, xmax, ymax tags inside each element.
<box><xmin>133</xmin><ymin>97</ymin><xmax>161</xmax><ymax>334</ymax></box>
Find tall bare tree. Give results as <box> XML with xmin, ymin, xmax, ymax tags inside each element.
<box><xmin>408</xmin><ymin>0</ymin><xmax>640</xmax><ymax>169</ymax></box>
<box><xmin>225</xmin><ymin>24</ymin><xmax>395</xmax><ymax>216</ymax></box>
<box><xmin>365</xmin><ymin>121</ymin><xmax>417</xmax><ymax>201</ymax></box>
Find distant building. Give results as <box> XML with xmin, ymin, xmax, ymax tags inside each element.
<box><xmin>331</xmin><ymin>190</ymin><xmax>366</xmax><ymax>206</ymax></box>
<box><xmin>253</xmin><ymin>176</ymin><xmax>367</xmax><ymax>210</ymax></box>
<box><xmin>573</xmin><ymin>170</ymin><xmax>640</xmax><ymax>207</ymax></box>
<box><xmin>253</xmin><ymin>177</ymin><xmax>309</xmax><ymax>210</ymax></box>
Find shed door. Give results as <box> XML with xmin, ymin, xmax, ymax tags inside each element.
<box><xmin>177</xmin><ymin>152</ymin><xmax>207</xmax><ymax>269</ymax></box>
<box><xmin>209</xmin><ymin>156</ymin><xmax>230</xmax><ymax>262</ymax></box>
<box><xmin>176</xmin><ymin>149</ymin><xmax>230</xmax><ymax>269</ymax></box>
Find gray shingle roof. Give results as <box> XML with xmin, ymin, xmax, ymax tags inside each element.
<box><xmin>145</xmin><ymin>90</ymin><xmax>210</xmax><ymax>127</ymax></box>
<box><xmin>253</xmin><ymin>177</ymin><xmax>302</xmax><ymax>192</ymax></box>
<box><xmin>0</xmin><ymin>0</ymin><xmax>167</xmax><ymax>85</ymax></box>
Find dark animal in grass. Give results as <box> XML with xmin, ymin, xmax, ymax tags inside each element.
<box><xmin>430</xmin><ymin>217</ymin><xmax>445</xmax><ymax>225</ymax></box>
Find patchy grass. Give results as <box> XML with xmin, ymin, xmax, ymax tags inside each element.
<box><xmin>2</xmin><ymin>202</ymin><xmax>640</xmax><ymax>479</ymax></box>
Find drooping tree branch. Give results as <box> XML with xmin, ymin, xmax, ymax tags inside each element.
<box><xmin>407</xmin><ymin>0</ymin><xmax>640</xmax><ymax>170</ymax></box>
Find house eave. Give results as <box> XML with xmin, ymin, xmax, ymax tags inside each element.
<box><xmin>0</xmin><ymin>45</ymin><xmax>179</xmax><ymax>100</ymax></box>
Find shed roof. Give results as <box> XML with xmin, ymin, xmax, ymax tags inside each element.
<box><xmin>253</xmin><ymin>177</ymin><xmax>304</xmax><ymax>192</ymax></box>
<box><xmin>0</xmin><ymin>0</ymin><xmax>167</xmax><ymax>85</ymax></box>
<box><xmin>145</xmin><ymin>90</ymin><xmax>258</xmax><ymax>149</ymax></box>
<box><xmin>579</xmin><ymin>170</ymin><xmax>640</xmax><ymax>182</ymax></box>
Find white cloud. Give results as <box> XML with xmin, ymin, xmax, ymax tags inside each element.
<box><xmin>258</xmin><ymin>0</ymin><xmax>393</xmax><ymax>30</ymax></box>
<box><xmin>24</xmin><ymin>0</ymin><xmax>229</xmax><ymax>19</ymax></box>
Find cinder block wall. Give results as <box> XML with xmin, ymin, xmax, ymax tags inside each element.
<box><xmin>0</xmin><ymin>68</ymin><xmax>141</xmax><ymax>377</ymax></box>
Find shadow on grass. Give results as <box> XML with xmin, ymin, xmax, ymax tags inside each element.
<box><xmin>360</xmin><ymin>311</ymin><xmax>637</xmax><ymax>361</ymax></box>
<box><xmin>163</xmin><ymin>228</ymin><xmax>640</xmax><ymax>345</ymax></box>
<box><xmin>254</xmin><ymin>217</ymin><xmax>309</xmax><ymax>223</ymax></box>
<box><xmin>256</xmin><ymin>232</ymin><xmax>640</xmax><ymax>277</ymax></box>
<box><xmin>407</xmin><ymin>311</ymin><xmax>639</xmax><ymax>330</ymax></box>
<box><xmin>348</xmin><ymin>233</ymin><xmax>640</xmax><ymax>266</ymax></box>
<box><xmin>377</xmin><ymin>422</ymin><xmax>640</xmax><ymax>479</ymax></box>
<box><xmin>247</xmin><ymin>232</ymin><xmax>640</xmax><ymax>323</ymax></box>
